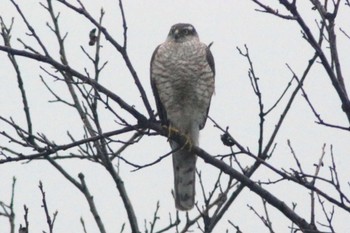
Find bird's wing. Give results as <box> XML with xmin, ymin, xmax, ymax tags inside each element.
<box><xmin>206</xmin><ymin>42</ymin><xmax>216</xmax><ymax>76</ymax></box>
<box><xmin>199</xmin><ymin>43</ymin><xmax>215</xmax><ymax>130</ymax></box>
<box><xmin>150</xmin><ymin>45</ymin><xmax>168</xmax><ymax>126</ymax></box>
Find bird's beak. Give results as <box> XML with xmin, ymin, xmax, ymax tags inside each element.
<box><xmin>174</xmin><ymin>29</ymin><xmax>180</xmax><ymax>40</ymax></box>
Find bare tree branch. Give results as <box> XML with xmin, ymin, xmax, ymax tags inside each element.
<box><xmin>39</xmin><ymin>181</ymin><xmax>58</xmax><ymax>233</ymax></box>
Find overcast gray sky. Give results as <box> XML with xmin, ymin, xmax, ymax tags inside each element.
<box><xmin>1</xmin><ymin>1</ymin><xmax>350</xmax><ymax>232</ymax></box>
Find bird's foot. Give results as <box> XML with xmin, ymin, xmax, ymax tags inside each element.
<box><xmin>180</xmin><ymin>134</ymin><xmax>193</xmax><ymax>151</ymax></box>
<box><xmin>163</xmin><ymin>125</ymin><xmax>193</xmax><ymax>151</ymax></box>
<box><xmin>162</xmin><ymin>125</ymin><xmax>180</xmax><ymax>140</ymax></box>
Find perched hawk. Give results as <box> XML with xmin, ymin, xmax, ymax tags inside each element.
<box><xmin>150</xmin><ymin>23</ymin><xmax>215</xmax><ymax>210</ymax></box>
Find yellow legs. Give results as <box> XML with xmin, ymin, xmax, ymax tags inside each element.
<box><xmin>163</xmin><ymin>125</ymin><xmax>193</xmax><ymax>151</ymax></box>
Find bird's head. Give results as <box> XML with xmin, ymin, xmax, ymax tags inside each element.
<box><xmin>166</xmin><ymin>23</ymin><xmax>199</xmax><ymax>43</ymax></box>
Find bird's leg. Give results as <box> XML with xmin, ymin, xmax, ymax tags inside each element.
<box><xmin>180</xmin><ymin>133</ymin><xmax>193</xmax><ymax>151</ymax></box>
<box><xmin>162</xmin><ymin>124</ymin><xmax>180</xmax><ymax>141</ymax></box>
<box><xmin>163</xmin><ymin>125</ymin><xmax>193</xmax><ymax>151</ymax></box>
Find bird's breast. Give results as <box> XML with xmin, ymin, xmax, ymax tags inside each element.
<box><xmin>152</xmin><ymin>40</ymin><xmax>214</xmax><ymax>128</ymax></box>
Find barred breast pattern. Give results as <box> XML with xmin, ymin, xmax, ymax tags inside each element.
<box><xmin>152</xmin><ymin>39</ymin><xmax>214</xmax><ymax>133</ymax></box>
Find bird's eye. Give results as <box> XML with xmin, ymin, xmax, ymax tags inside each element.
<box><xmin>183</xmin><ymin>29</ymin><xmax>189</xmax><ymax>35</ymax></box>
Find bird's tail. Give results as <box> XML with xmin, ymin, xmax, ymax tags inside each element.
<box><xmin>171</xmin><ymin>141</ymin><xmax>197</xmax><ymax>211</ymax></box>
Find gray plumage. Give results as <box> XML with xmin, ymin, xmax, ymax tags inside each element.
<box><xmin>150</xmin><ymin>23</ymin><xmax>215</xmax><ymax>210</ymax></box>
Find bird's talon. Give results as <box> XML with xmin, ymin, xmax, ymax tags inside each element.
<box><xmin>186</xmin><ymin>141</ymin><xmax>193</xmax><ymax>151</ymax></box>
<box><xmin>163</xmin><ymin>125</ymin><xmax>180</xmax><ymax>140</ymax></box>
<box><xmin>163</xmin><ymin>126</ymin><xmax>193</xmax><ymax>151</ymax></box>
<box><xmin>180</xmin><ymin>134</ymin><xmax>193</xmax><ymax>151</ymax></box>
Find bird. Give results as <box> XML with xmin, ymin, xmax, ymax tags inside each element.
<box><xmin>150</xmin><ymin>23</ymin><xmax>215</xmax><ymax>210</ymax></box>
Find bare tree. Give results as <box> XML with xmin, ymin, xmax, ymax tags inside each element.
<box><xmin>0</xmin><ymin>0</ymin><xmax>349</xmax><ymax>232</ymax></box>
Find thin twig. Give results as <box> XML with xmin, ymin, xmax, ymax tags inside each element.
<box><xmin>39</xmin><ymin>181</ymin><xmax>58</xmax><ymax>233</ymax></box>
